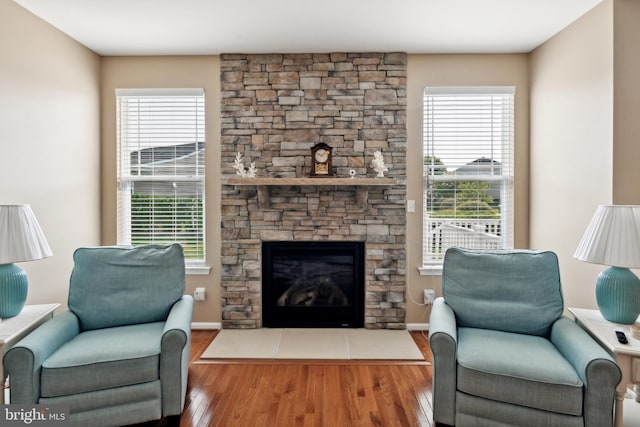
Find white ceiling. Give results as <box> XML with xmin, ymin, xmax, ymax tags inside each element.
<box><xmin>15</xmin><ymin>0</ymin><xmax>602</xmax><ymax>56</ymax></box>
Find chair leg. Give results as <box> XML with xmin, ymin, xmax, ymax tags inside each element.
<box><xmin>162</xmin><ymin>415</ymin><xmax>181</xmax><ymax>427</ymax></box>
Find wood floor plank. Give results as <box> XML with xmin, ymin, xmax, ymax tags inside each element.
<box><xmin>131</xmin><ymin>330</ymin><xmax>433</xmax><ymax>427</ymax></box>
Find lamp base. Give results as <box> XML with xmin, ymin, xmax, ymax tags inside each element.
<box><xmin>0</xmin><ymin>263</ymin><xmax>28</xmax><ymax>318</ymax></box>
<box><xmin>596</xmin><ymin>266</ymin><xmax>640</xmax><ymax>324</ymax></box>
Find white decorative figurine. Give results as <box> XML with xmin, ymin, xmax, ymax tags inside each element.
<box><xmin>371</xmin><ymin>151</ymin><xmax>389</xmax><ymax>178</ymax></box>
<box><xmin>233</xmin><ymin>152</ymin><xmax>256</xmax><ymax>178</ymax></box>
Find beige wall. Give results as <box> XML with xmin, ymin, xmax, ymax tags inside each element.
<box><xmin>529</xmin><ymin>0</ymin><xmax>614</xmax><ymax>310</ymax></box>
<box><xmin>405</xmin><ymin>54</ymin><xmax>530</xmax><ymax>324</ymax></box>
<box><xmin>10</xmin><ymin>0</ymin><xmax>628</xmax><ymax>325</ymax></box>
<box><xmin>612</xmin><ymin>0</ymin><xmax>640</xmax><ymax>204</ymax></box>
<box><xmin>100</xmin><ymin>54</ymin><xmax>530</xmax><ymax>326</ymax></box>
<box><xmin>0</xmin><ymin>1</ymin><xmax>101</xmax><ymax>307</ymax></box>
<box><xmin>100</xmin><ymin>57</ymin><xmax>221</xmax><ymax>324</ymax></box>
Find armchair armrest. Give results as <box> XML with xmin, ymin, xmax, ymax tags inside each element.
<box><xmin>428</xmin><ymin>297</ymin><xmax>458</xmax><ymax>426</ymax></box>
<box><xmin>160</xmin><ymin>294</ymin><xmax>194</xmax><ymax>416</ymax></box>
<box><xmin>551</xmin><ymin>316</ymin><xmax>621</xmax><ymax>427</ymax></box>
<box><xmin>3</xmin><ymin>310</ymin><xmax>80</xmax><ymax>404</ymax></box>
<box><xmin>429</xmin><ymin>297</ymin><xmax>457</xmax><ymax>341</ymax></box>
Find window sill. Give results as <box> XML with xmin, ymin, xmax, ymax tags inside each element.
<box><xmin>418</xmin><ymin>265</ymin><xmax>443</xmax><ymax>276</ymax></box>
<box><xmin>186</xmin><ymin>265</ymin><xmax>211</xmax><ymax>276</ymax></box>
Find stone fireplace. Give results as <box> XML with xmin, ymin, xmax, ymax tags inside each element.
<box><xmin>220</xmin><ymin>53</ymin><xmax>407</xmax><ymax>329</ymax></box>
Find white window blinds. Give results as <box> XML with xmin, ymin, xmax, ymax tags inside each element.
<box><xmin>423</xmin><ymin>87</ymin><xmax>514</xmax><ymax>266</ymax></box>
<box><xmin>116</xmin><ymin>88</ymin><xmax>205</xmax><ymax>263</ymax></box>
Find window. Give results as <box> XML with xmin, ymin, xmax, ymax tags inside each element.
<box><xmin>422</xmin><ymin>87</ymin><xmax>514</xmax><ymax>272</ymax></box>
<box><xmin>116</xmin><ymin>88</ymin><xmax>206</xmax><ymax>268</ymax></box>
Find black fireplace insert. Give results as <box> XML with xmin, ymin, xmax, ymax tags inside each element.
<box><xmin>262</xmin><ymin>241</ymin><xmax>365</xmax><ymax>328</ymax></box>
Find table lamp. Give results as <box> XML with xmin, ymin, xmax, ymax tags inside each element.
<box><xmin>574</xmin><ymin>205</ymin><xmax>640</xmax><ymax>324</ymax></box>
<box><xmin>0</xmin><ymin>205</ymin><xmax>52</xmax><ymax>318</ymax></box>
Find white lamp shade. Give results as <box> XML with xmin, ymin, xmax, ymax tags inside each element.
<box><xmin>0</xmin><ymin>205</ymin><xmax>52</xmax><ymax>264</ymax></box>
<box><xmin>574</xmin><ymin>205</ymin><xmax>640</xmax><ymax>268</ymax></box>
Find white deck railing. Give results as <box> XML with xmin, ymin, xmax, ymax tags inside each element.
<box><xmin>424</xmin><ymin>219</ymin><xmax>502</xmax><ymax>263</ymax></box>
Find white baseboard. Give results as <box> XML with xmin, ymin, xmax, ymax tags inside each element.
<box><xmin>191</xmin><ymin>322</ymin><xmax>222</xmax><ymax>330</ymax></box>
<box><xmin>191</xmin><ymin>322</ymin><xmax>428</xmax><ymax>331</ymax></box>
<box><xmin>406</xmin><ymin>323</ymin><xmax>429</xmax><ymax>331</ymax></box>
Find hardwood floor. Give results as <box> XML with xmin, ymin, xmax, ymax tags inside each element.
<box><xmin>141</xmin><ymin>329</ymin><xmax>434</xmax><ymax>427</ymax></box>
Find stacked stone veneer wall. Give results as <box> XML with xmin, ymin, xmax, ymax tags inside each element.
<box><xmin>220</xmin><ymin>53</ymin><xmax>407</xmax><ymax>329</ymax></box>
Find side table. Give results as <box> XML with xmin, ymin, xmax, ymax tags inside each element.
<box><xmin>569</xmin><ymin>307</ymin><xmax>640</xmax><ymax>427</ymax></box>
<box><xmin>0</xmin><ymin>303</ymin><xmax>60</xmax><ymax>404</ymax></box>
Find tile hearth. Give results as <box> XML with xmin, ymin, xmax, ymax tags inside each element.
<box><xmin>200</xmin><ymin>329</ymin><xmax>425</xmax><ymax>360</ymax></box>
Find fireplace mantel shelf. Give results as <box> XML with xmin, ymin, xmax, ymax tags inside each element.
<box><xmin>226</xmin><ymin>177</ymin><xmax>398</xmax><ymax>208</ymax></box>
<box><xmin>226</xmin><ymin>177</ymin><xmax>398</xmax><ymax>186</ymax></box>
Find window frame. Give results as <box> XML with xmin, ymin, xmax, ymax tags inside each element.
<box><xmin>420</xmin><ymin>86</ymin><xmax>515</xmax><ymax>275</ymax></box>
<box><xmin>115</xmin><ymin>88</ymin><xmax>208</xmax><ymax>275</ymax></box>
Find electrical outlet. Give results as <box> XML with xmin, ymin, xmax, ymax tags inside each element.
<box><xmin>424</xmin><ymin>289</ymin><xmax>435</xmax><ymax>305</ymax></box>
<box><xmin>194</xmin><ymin>287</ymin><xmax>206</xmax><ymax>301</ymax></box>
<box><xmin>407</xmin><ymin>200</ymin><xmax>415</xmax><ymax>213</ymax></box>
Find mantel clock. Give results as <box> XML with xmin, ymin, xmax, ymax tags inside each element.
<box><xmin>310</xmin><ymin>143</ymin><xmax>333</xmax><ymax>177</ymax></box>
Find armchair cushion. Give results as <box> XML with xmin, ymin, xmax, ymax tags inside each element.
<box><xmin>68</xmin><ymin>244</ymin><xmax>185</xmax><ymax>331</ymax></box>
<box><xmin>41</xmin><ymin>322</ymin><xmax>164</xmax><ymax>397</ymax></box>
<box><xmin>457</xmin><ymin>327</ymin><xmax>583</xmax><ymax>416</ymax></box>
<box><xmin>442</xmin><ymin>247</ymin><xmax>563</xmax><ymax>336</ymax></box>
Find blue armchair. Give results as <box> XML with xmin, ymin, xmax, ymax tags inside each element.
<box><xmin>429</xmin><ymin>248</ymin><xmax>621</xmax><ymax>427</ymax></box>
<box><xmin>4</xmin><ymin>244</ymin><xmax>194</xmax><ymax>427</ymax></box>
